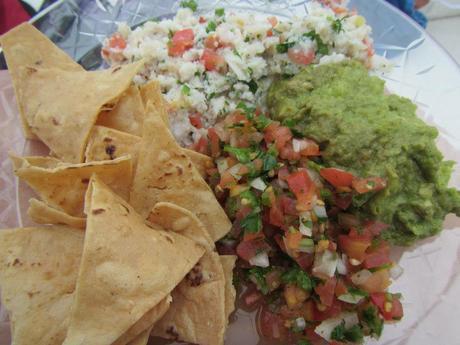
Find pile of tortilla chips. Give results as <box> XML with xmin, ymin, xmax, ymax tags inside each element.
<box><xmin>0</xmin><ymin>23</ymin><xmax>235</xmax><ymax>345</ymax></box>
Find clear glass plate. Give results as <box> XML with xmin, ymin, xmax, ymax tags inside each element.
<box><xmin>4</xmin><ymin>0</ymin><xmax>460</xmax><ymax>344</ymax></box>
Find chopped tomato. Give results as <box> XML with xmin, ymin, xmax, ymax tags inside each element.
<box><xmin>269</xmin><ymin>200</ymin><xmax>284</xmax><ymax>228</ymax></box>
<box><xmin>219</xmin><ymin>171</ymin><xmax>237</xmax><ymax>189</ymax></box>
<box><xmin>280</xmin><ymin>142</ymin><xmax>301</xmax><ymax>161</ymax></box>
<box><xmin>299</xmin><ymin>139</ymin><xmax>321</xmax><ymax>156</ymax></box>
<box><xmin>264</xmin><ymin>123</ymin><xmax>292</xmax><ymax>151</ymax></box>
<box><xmin>241</xmin><ymin>285</ymin><xmax>264</xmax><ymax>311</ymax></box>
<box><xmin>364</xmin><ymin>220</ymin><xmax>389</xmax><ymax>236</ymax></box>
<box><xmin>320</xmin><ymin>168</ymin><xmax>355</xmax><ymax>188</ymax></box>
<box><xmin>257</xmin><ymin>306</ymin><xmax>287</xmax><ymax>340</ymax></box>
<box><xmin>358</xmin><ymin>269</ymin><xmax>391</xmax><ymax>293</ymax></box>
<box><xmin>277</xmin><ymin>166</ymin><xmax>290</xmax><ymax>181</ymax></box>
<box><xmin>338</xmin><ymin>234</ymin><xmax>371</xmax><ymax>262</ymax></box>
<box><xmin>305</xmin><ymin>326</ymin><xmax>328</xmax><ymax>345</ymax></box>
<box><xmin>204</xmin><ymin>35</ymin><xmax>219</xmax><ymax>50</ymax></box>
<box><xmin>267</xmin><ymin>16</ymin><xmax>278</xmax><ymax>27</ymax></box>
<box><xmin>334</xmin><ymin>278</ymin><xmax>348</xmax><ymax>297</ymax></box>
<box><xmin>236</xmin><ymin>237</ymin><xmax>270</xmax><ymax>261</ymax></box>
<box><xmin>189</xmin><ymin>113</ymin><xmax>203</xmax><ymax>129</ymax></box>
<box><xmin>201</xmin><ymin>48</ymin><xmax>227</xmax><ymax>72</ymax></box>
<box><xmin>279</xmin><ymin>195</ymin><xmax>297</xmax><ymax>216</ymax></box>
<box><xmin>363</xmin><ymin>241</ymin><xmax>391</xmax><ymax>269</ymax></box>
<box><xmin>108</xmin><ymin>33</ymin><xmax>127</xmax><ymax>49</ymax></box>
<box><xmin>364</xmin><ymin>38</ymin><xmax>375</xmax><ymax>57</ymax></box>
<box><xmin>208</xmin><ymin>127</ymin><xmax>221</xmax><ymax>158</ymax></box>
<box><xmin>168</xmin><ymin>29</ymin><xmax>195</xmax><ymax>57</ymax></box>
<box><xmin>199</xmin><ymin>16</ymin><xmax>207</xmax><ymax>24</ymax></box>
<box><xmin>191</xmin><ymin>136</ymin><xmax>208</xmax><ymax>155</ymax></box>
<box><xmin>333</xmin><ymin>192</ymin><xmax>352</xmax><ymax>210</ymax></box>
<box><xmin>243</xmin><ymin>230</ymin><xmax>265</xmax><ymax>242</ymax></box>
<box><xmin>266</xmin><ymin>29</ymin><xmax>273</xmax><ymax>37</ymax></box>
<box><xmin>315</xmin><ymin>277</ymin><xmax>337</xmax><ymax>307</ymax></box>
<box><xmin>370</xmin><ymin>292</ymin><xmax>404</xmax><ymax>320</ymax></box>
<box><xmin>352</xmin><ymin>176</ymin><xmax>387</xmax><ymax>194</ymax></box>
<box><xmin>288</xmin><ymin>48</ymin><xmax>315</xmax><ymax>65</ymax></box>
<box><xmin>285</xmin><ymin>170</ymin><xmax>316</xmax><ymax>211</ymax></box>
<box><xmin>313</xmin><ymin>298</ymin><xmax>342</xmax><ymax>321</ymax></box>
<box><xmin>294</xmin><ymin>252</ymin><xmax>314</xmax><ymax>271</ymax></box>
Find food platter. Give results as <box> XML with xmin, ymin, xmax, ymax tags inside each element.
<box><xmin>0</xmin><ymin>1</ymin><xmax>460</xmax><ymax>345</ymax></box>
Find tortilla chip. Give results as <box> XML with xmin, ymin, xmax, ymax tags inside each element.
<box><xmin>0</xmin><ymin>23</ymin><xmax>83</xmax><ymax>139</ymax></box>
<box><xmin>18</xmin><ymin>61</ymin><xmax>143</xmax><ymax>162</ymax></box>
<box><xmin>11</xmin><ymin>153</ymin><xmax>133</xmax><ymax>217</ymax></box>
<box><xmin>63</xmin><ymin>177</ymin><xmax>204</xmax><ymax>345</ymax></box>
<box><xmin>139</xmin><ymin>80</ymin><xmax>169</xmax><ymax>125</ymax></box>
<box><xmin>28</xmin><ymin>198</ymin><xmax>86</xmax><ymax>229</ymax></box>
<box><xmin>112</xmin><ymin>296</ymin><xmax>171</xmax><ymax>345</ymax></box>
<box><xmin>85</xmin><ymin>126</ymin><xmax>141</xmax><ymax>167</ymax></box>
<box><xmin>0</xmin><ymin>226</ymin><xmax>84</xmax><ymax>345</ymax></box>
<box><xmin>148</xmin><ymin>202</ymin><xmax>227</xmax><ymax>345</ymax></box>
<box><xmin>130</xmin><ymin>105</ymin><xmax>231</xmax><ymax>241</ymax></box>
<box><xmin>220</xmin><ymin>255</ymin><xmax>237</xmax><ymax>322</ymax></box>
<box><xmin>9</xmin><ymin>154</ymin><xmax>62</xmax><ymax>169</ymax></box>
<box><xmin>96</xmin><ymin>85</ymin><xmax>145</xmax><ymax>137</ymax></box>
<box><xmin>126</xmin><ymin>327</ymin><xmax>153</xmax><ymax>345</ymax></box>
<box><xmin>85</xmin><ymin>126</ymin><xmax>211</xmax><ymax>179</ymax></box>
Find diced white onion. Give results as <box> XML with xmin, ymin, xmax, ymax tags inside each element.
<box><xmin>249</xmin><ymin>252</ymin><xmax>270</xmax><ymax>268</ymax></box>
<box><xmin>228</xmin><ymin>163</ymin><xmax>243</xmax><ymax>180</ymax></box>
<box><xmin>390</xmin><ymin>264</ymin><xmax>404</xmax><ymax>279</ymax></box>
<box><xmin>292</xmin><ymin>139</ymin><xmax>307</xmax><ymax>153</ymax></box>
<box><xmin>351</xmin><ymin>269</ymin><xmax>373</xmax><ymax>285</ymax></box>
<box><xmin>299</xmin><ymin>212</ymin><xmax>312</xmax><ymax>237</ymax></box>
<box><xmin>338</xmin><ymin>293</ymin><xmax>365</xmax><ymax>304</ymax></box>
<box><xmin>314</xmin><ymin>312</ymin><xmax>359</xmax><ymax>341</ymax></box>
<box><xmin>250</xmin><ymin>177</ymin><xmax>267</xmax><ymax>191</ymax></box>
<box><xmin>313</xmin><ymin>205</ymin><xmax>327</xmax><ymax>219</ymax></box>
<box><xmin>336</xmin><ymin>254</ymin><xmax>348</xmax><ymax>275</ymax></box>
<box><xmin>295</xmin><ymin>317</ymin><xmax>306</xmax><ymax>331</ymax></box>
<box><xmin>216</xmin><ymin>158</ymin><xmax>228</xmax><ymax>174</ymax></box>
<box><xmin>312</xmin><ymin>250</ymin><xmax>338</xmax><ymax>278</ymax></box>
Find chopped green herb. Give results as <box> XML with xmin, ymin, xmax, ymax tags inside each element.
<box><xmin>241</xmin><ymin>211</ymin><xmax>262</xmax><ymax>234</ymax></box>
<box><xmin>240</xmin><ymin>189</ymin><xmax>259</xmax><ymax>208</ymax></box>
<box><xmin>181</xmin><ymin>84</ymin><xmax>191</xmax><ymax>96</ymax></box>
<box><xmin>224</xmin><ymin>146</ymin><xmax>252</xmax><ymax>163</ymax></box>
<box><xmin>206</xmin><ymin>21</ymin><xmax>217</xmax><ymax>33</ymax></box>
<box><xmin>304</xmin><ymin>30</ymin><xmax>329</xmax><ymax>55</ymax></box>
<box><xmin>331</xmin><ymin>16</ymin><xmax>347</xmax><ymax>33</ymax></box>
<box><xmin>276</xmin><ymin>41</ymin><xmax>295</xmax><ymax>54</ymax></box>
<box><xmin>225</xmin><ymin>196</ymin><xmax>240</xmax><ymax>219</ymax></box>
<box><xmin>255</xmin><ymin>115</ymin><xmax>273</xmax><ymax>131</ymax></box>
<box><xmin>331</xmin><ymin>321</ymin><xmax>346</xmax><ymax>341</ymax></box>
<box><xmin>262</xmin><ymin>153</ymin><xmax>278</xmax><ymax>172</ymax></box>
<box><xmin>345</xmin><ymin>324</ymin><xmax>364</xmax><ymax>342</ymax></box>
<box><xmin>248</xmin><ymin>267</ymin><xmax>270</xmax><ymax>294</ymax></box>
<box><xmin>233</xmin><ymin>48</ymin><xmax>241</xmax><ymax>58</ymax></box>
<box><xmin>246</xmin><ymin>79</ymin><xmax>258</xmax><ymax>94</ymax></box>
<box><xmin>215</xmin><ymin>8</ymin><xmax>225</xmax><ymax>16</ymax></box>
<box><xmin>180</xmin><ymin>0</ymin><xmax>197</xmax><ymax>12</ymax></box>
<box><xmin>207</xmin><ymin>92</ymin><xmax>216</xmax><ymax>99</ymax></box>
<box><xmin>297</xmin><ymin>340</ymin><xmax>311</xmax><ymax>345</ymax></box>
<box><xmin>348</xmin><ymin>287</ymin><xmax>369</xmax><ymax>297</ymax></box>
<box><xmin>362</xmin><ymin>306</ymin><xmax>384</xmax><ymax>338</ymax></box>
<box><xmin>281</xmin><ymin>268</ymin><xmax>313</xmax><ymax>291</ymax></box>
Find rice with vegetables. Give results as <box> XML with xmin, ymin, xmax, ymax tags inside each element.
<box><xmin>102</xmin><ymin>0</ymin><xmax>387</xmax><ymax>147</ymax></box>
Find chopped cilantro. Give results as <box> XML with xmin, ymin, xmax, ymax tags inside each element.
<box><xmin>180</xmin><ymin>0</ymin><xmax>197</xmax><ymax>12</ymax></box>
<box><xmin>246</xmin><ymin>79</ymin><xmax>258</xmax><ymax>94</ymax></box>
<box><xmin>206</xmin><ymin>21</ymin><xmax>217</xmax><ymax>33</ymax></box>
<box><xmin>331</xmin><ymin>17</ymin><xmax>347</xmax><ymax>33</ymax></box>
<box><xmin>241</xmin><ymin>211</ymin><xmax>262</xmax><ymax>234</ymax></box>
<box><xmin>215</xmin><ymin>8</ymin><xmax>225</xmax><ymax>16</ymax></box>
<box><xmin>254</xmin><ymin>115</ymin><xmax>273</xmax><ymax>131</ymax></box>
<box><xmin>262</xmin><ymin>153</ymin><xmax>278</xmax><ymax>172</ymax></box>
<box><xmin>276</xmin><ymin>41</ymin><xmax>295</xmax><ymax>54</ymax></box>
<box><xmin>248</xmin><ymin>267</ymin><xmax>270</xmax><ymax>294</ymax></box>
<box><xmin>207</xmin><ymin>92</ymin><xmax>216</xmax><ymax>99</ymax></box>
<box><xmin>331</xmin><ymin>322</ymin><xmax>345</xmax><ymax>341</ymax></box>
<box><xmin>304</xmin><ymin>30</ymin><xmax>329</xmax><ymax>55</ymax></box>
<box><xmin>233</xmin><ymin>48</ymin><xmax>241</xmax><ymax>58</ymax></box>
<box><xmin>224</xmin><ymin>146</ymin><xmax>252</xmax><ymax>163</ymax></box>
<box><xmin>348</xmin><ymin>287</ymin><xmax>369</xmax><ymax>297</ymax></box>
<box><xmin>362</xmin><ymin>306</ymin><xmax>384</xmax><ymax>338</ymax></box>
<box><xmin>331</xmin><ymin>322</ymin><xmax>364</xmax><ymax>343</ymax></box>
<box><xmin>239</xmin><ymin>189</ymin><xmax>259</xmax><ymax>208</ymax></box>
<box><xmin>297</xmin><ymin>340</ymin><xmax>311</xmax><ymax>345</ymax></box>
<box><xmin>236</xmin><ymin>101</ymin><xmax>256</xmax><ymax>120</ymax></box>
<box><xmin>181</xmin><ymin>84</ymin><xmax>191</xmax><ymax>96</ymax></box>
<box><xmin>225</xmin><ymin>196</ymin><xmax>239</xmax><ymax>219</ymax></box>
<box><xmin>281</xmin><ymin>268</ymin><xmax>313</xmax><ymax>291</ymax></box>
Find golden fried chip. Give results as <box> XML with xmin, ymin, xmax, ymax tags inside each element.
<box><xmin>28</xmin><ymin>198</ymin><xmax>86</xmax><ymax>229</ymax></box>
<box><xmin>0</xmin><ymin>226</ymin><xmax>84</xmax><ymax>345</ymax></box>
<box><xmin>148</xmin><ymin>202</ymin><xmax>227</xmax><ymax>345</ymax></box>
<box><xmin>0</xmin><ymin>23</ymin><xmax>83</xmax><ymax>139</ymax></box>
<box><xmin>130</xmin><ymin>104</ymin><xmax>231</xmax><ymax>241</ymax></box>
<box><xmin>18</xmin><ymin>61</ymin><xmax>142</xmax><ymax>162</ymax></box>
<box><xmin>63</xmin><ymin>177</ymin><xmax>204</xmax><ymax>345</ymax></box>
<box><xmin>97</xmin><ymin>85</ymin><xmax>145</xmax><ymax>137</ymax></box>
<box><xmin>139</xmin><ymin>80</ymin><xmax>169</xmax><ymax>125</ymax></box>
<box><xmin>11</xmin><ymin>153</ymin><xmax>133</xmax><ymax>217</ymax></box>
<box><xmin>220</xmin><ymin>255</ymin><xmax>237</xmax><ymax>322</ymax></box>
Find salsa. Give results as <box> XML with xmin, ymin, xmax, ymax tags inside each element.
<box><xmin>196</xmin><ymin>102</ymin><xmax>404</xmax><ymax>344</ymax></box>
<box><xmin>267</xmin><ymin>60</ymin><xmax>460</xmax><ymax>245</ymax></box>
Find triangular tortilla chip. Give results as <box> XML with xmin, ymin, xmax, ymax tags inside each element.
<box><xmin>96</xmin><ymin>85</ymin><xmax>145</xmax><ymax>137</ymax></box>
<box><xmin>0</xmin><ymin>23</ymin><xmax>83</xmax><ymax>139</ymax></box>
<box><xmin>9</xmin><ymin>153</ymin><xmax>62</xmax><ymax>169</ymax></box>
<box><xmin>85</xmin><ymin>126</ymin><xmax>212</xmax><ymax>179</ymax></box>
<box><xmin>28</xmin><ymin>198</ymin><xmax>86</xmax><ymax>229</ymax></box>
<box><xmin>148</xmin><ymin>202</ymin><xmax>227</xmax><ymax>345</ymax></box>
<box><xmin>139</xmin><ymin>80</ymin><xmax>169</xmax><ymax>125</ymax></box>
<box><xmin>18</xmin><ymin>61</ymin><xmax>143</xmax><ymax>162</ymax></box>
<box><xmin>11</xmin><ymin>153</ymin><xmax>133</xmax><ymax>217</ymax></box>
<box><xmin>126</xmin><ymin>327</ymin><xmax>153</xmax><ymax>345</ymax></box>
<box><xmin>220</xmin><ymin>255</ymin><xmax>237</xmax><ymax>322</ymax></box>
<box><xmin>63</xmin><ymin>177</ymin><xmax>204</xmax><ymax>345</ymax></box>
<box><xmin>130</xmin><ymin>105</ymin><xmax>231</xmax><ymax>241</ymax></box>
<box><xmin>0</xmin><ymin>226</ymin><xmax>84</xmax><ymax>345</ymax></box>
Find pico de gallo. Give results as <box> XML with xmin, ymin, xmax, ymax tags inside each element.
<box><xmin>192</xmin><ymin>103</ymin><xmax>404</xmax><ymax>344</ymax></box>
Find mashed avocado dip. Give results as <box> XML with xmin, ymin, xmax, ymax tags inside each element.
<box><xmin>268</xmin><ymin>60</ymin><xmax>460</xmax><ymax>245</ymax></box>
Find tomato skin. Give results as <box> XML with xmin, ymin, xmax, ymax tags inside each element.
<box><xmin>279</xmin><ymin>195</ymin><xmax>297</xmax><ymax>216</ymax></box>
<box><xmin>339</xmin><ymin>235</ymin><xmax>371</xmax><ymax>262</ymax></box>
<box><xmin>189</xmin><ymin>113</ymin><xmax>203</xmax><ymax>129</ymax></box>
<box><xmin>363</xmin><ymin>241</ymin><xmax>391</xmax><ymax>269</ymax></box>
<box><xmin>236</xmin><ymin>237</ymin><xmax>270</xmax><ymax>261</ymax></box>
<box><xmin>264</xmin><ymin>123</ymin><xmax>292</xmax><ymax>151</ymax></box>
<box><xmin>207</xmin><ymin>127</ymin><xmax>221</xmax><ymax>158</ymax></box>
<box><xmin>358</xmin><ymin>269</ymin><xmax>391</xmax><ymax>293</ymax></box>
<box><xmin>286</xmin><ymin>170</ymin><xmax>316</xmax><ymax>210</ymax></box>
<box><xmin>352</xmin><ymin>176</ymin><xmax>387</xmax><ymax>194</ymax></box>
<box><xmin>334</xmin><ymin>278</ymin><xmax>348</xmax><ymax>297</ymax></box>
<box><xmin>280</xmin><ymin>142</ymin><xmax>301</xmax><ymax>161</ymax></box>
<box><xmin>299</xmin><ymin>139</ymin><xmax>320</xmax><ymax>156</ymax></box>
<box><xmin>219</xmin><ymin>170</ymin><xmax>237</xmax><ymax>189</ymax></box>
<box><xmin>315</xmin><ymin>277</ymin><xmax>337</xmax><ymax>307</ymax></box>
<box><xmin>370</xmin><ymin>292</ymin><xmax>404</xmax><ymax>320</ymax></box>
<box><xmin>168</xmin><ymin>29</ymin><xmax>195</xmax><ymax>57</ymax></box>
<box><xmin>201</xmin><ymin>48</ymin><xmax>227</xmax><ymax>72</ymax></box>
<box><xmin>287</xmin><ymin>48</ymin><xmax>315</xmax><ymax>65</ymax></box>
<box><xmin>257</xmin><ymin>306</ymin><xmax>287</xmax><ymax>340</ymax></box>
<box><xmin>204</xmin><ymin>35</ymin><xmax>219</xmax><ymax>49</ymax></box>
<box><xmin>320</xmin><ymin>168</ymin><xmax>355</xmax><ymax>188</ymax></box>
<box><xmin>269</xmin><ymin>200</ymin><xmax>284</xmax><ymax>228</ymax></box>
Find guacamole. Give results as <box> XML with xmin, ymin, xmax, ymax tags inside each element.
<box><xmin>267</xmin><ymin>60</ymin><xmax>460</xmax><ymax>245</ymax></box>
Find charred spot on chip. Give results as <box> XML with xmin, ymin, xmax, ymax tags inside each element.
<box><xmin>186</xmin><ymin>263</ymin><xmax>203</xmax><ymax>287</ymax></box>
<box><xmin>176</xmin><ymin>166</ymin><xmax>183</xmax><ymax>175</ymax></box>
<box><xmin>81</xmin><ymin>178</ymin><xmax>90</xmax><ymax>184</ymax></box>
<box><xmin>12</xmin><ymin>258</ymin><xmax>22</xmax><ymax>266</ymax></box>
<box><xmin>105</xmin><ymin>144</ymin><xmax>116</xmax><ymax>159</ymax></box>
<box><xmin>166</xmin><ymin>326</ymin><xmax>179</xmax><ymax>340</ymax></box>
<box><xmin>112</xmin><ymin>66</ymin><xmax>122</xmax><ymax>73</ymax></box>
<box><xmin>103</xmin><ymin>137</ymin><xmax>113</xmax><ymax>143</ymax></box>
<box><xmin>121</xmin><ymin>204</ymin><xmax>130</xmax><ymax>214</ymax></box>
<box><xmin>92</xmin><ymin>208</ymin><xmax>106</xmax><ymax>215</ymax></box>
<box><xmin>34</xmin><ymin>60</ymin><xmax>43</xmax><ymax>66</ymax></box>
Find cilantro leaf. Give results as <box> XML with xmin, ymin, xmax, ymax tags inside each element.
<box><xmin>344</xmin><ymin>324</ymin><xmax>364</xmax><ymax>343</ymax></box>
<box><xmin>241</xmin><ymin>211</ymin><xmax>262</xmax><ymax>234</ymax></box>
<box><xmin>362</xmin><ymin>306</ymin><xmax>384</xmax><ymax>338</ymax></box>
<box><xmin>239</xmin><ymin>189</ymin><xmax>259</xmax><ymax>208</ymax></box>
<box><xmin>281</xmin><ymin>268</ymin><xmax>313</xmax><ymax>291</ymax></box>
<box><xmin>331</xmin><ymin>17</ymin><xmax>346</xmax><ymax>33</ymax></box>
<box><xmin>298</xmin><ymin>340</ymin><xmax>311</xmax><ymax>345</ymax></box>
<box><xmin>206</xmin><ymin>21</ymin><xmax>217</xmax><ymax>33</ymax></box>
<box><xmin>276</xmin><ymin>41</ymin><xmax>295</xmax><ymax>53</ymax></box>
<box><xmin>224</xmin><ymin>146</ymin><xmax>252</xmax><ymax>163</ymax></box>
<box><xmin>245</xmin><ymin>79</ymin><xmax>258</xmax><ymax>94</ymax></box>
<box><xmin>304</xmin><ymin>30</ymin><xmax>329</xmax><ymax>55</ymax></box>
<box><xmin>215</xmin><ymin>8</ymin><xmax>225</xmax><ymax>16</ymax></box>
<box><xmin>331</xmin><ymin>321</ymin><xmax>346</xmax><ymax>341</ymax></box>
<box><xmin>254</xmin><ymin>115</ymin><xmax>273</xmax><ymax>131</ymax></box>
<box><xmin>180</xmin><ymin>0</ymin><xmax>197</xmax><ymax>12</ymax></box>
<box><xmin>248</xmin><ymin>267</ymin><xmax>271</xmax><ymax>294</ymax></box>
<box><xmin>181</xmin><ymin>84</ymin><xmax>191</xmax><ymax>96</ymax></box>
